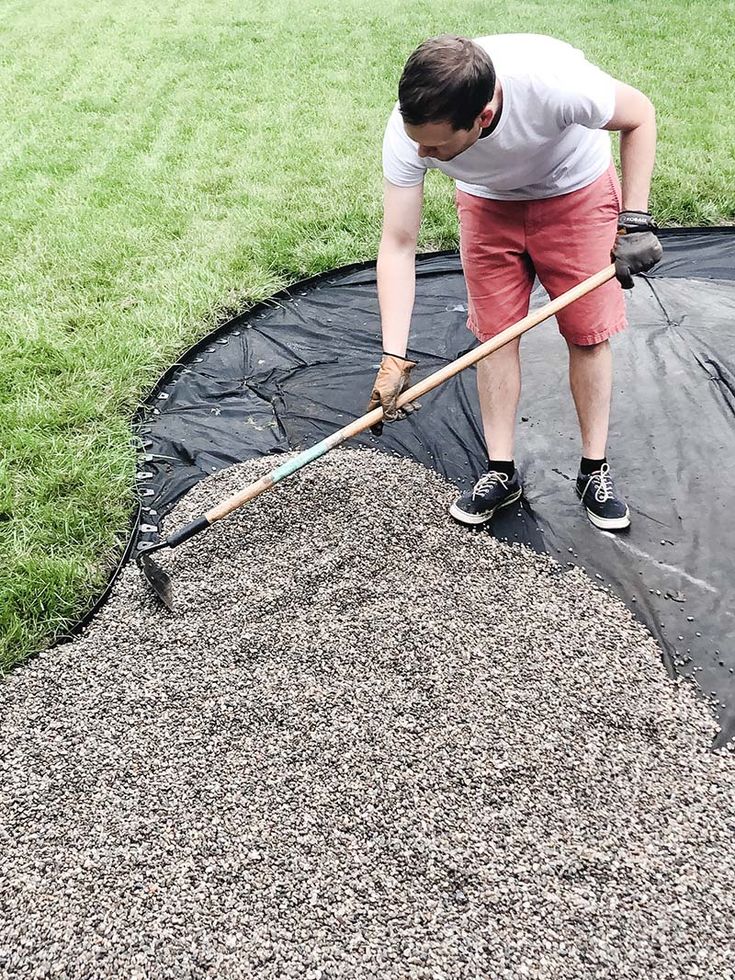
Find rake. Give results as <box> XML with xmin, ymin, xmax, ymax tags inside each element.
<box><xmin>137</xmin><ymin>264</ymin><xmax>616</xmax><ymax>609</ymax></box>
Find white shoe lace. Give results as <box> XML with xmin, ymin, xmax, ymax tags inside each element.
<box><xmin>472</xmin><ymin>470</ymin><xmax>510</xmax><ymax>500</ymax></box>
<box><xmin>583</xmin><ymin>462</ymin><xmax>615</xmax><ymax>503</ymax></box>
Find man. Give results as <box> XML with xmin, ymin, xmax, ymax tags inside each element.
<box><xmin>367</xmin><ymin>34</ymin><xmax>662</xmax><ymax>531</ymax></box>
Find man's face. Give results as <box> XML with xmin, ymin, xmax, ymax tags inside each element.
<box><xmin>404</xmin><ymin>111</ymin><xmax>488</xmax><ymax>161</ymax></box>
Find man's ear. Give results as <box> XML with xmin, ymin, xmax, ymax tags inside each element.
<box><xmin>478</xmin><ymin>105</ymin><xmax>494</xmax><ymax>128</ymax></box>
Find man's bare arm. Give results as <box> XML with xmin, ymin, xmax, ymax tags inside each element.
<box><xmin>604</xmin><ymin>81</ymin><xmax>662</xmax><ymax>286</ymax></box>
<box><xmin>603</xmin><ymin>81</ymin><xmax>656</xmax><ymax>212</ymax></box>
<box><xmin>376</xmin><ymin>179</ymin><xmax>424</xmax><ymax>356</ymax></box>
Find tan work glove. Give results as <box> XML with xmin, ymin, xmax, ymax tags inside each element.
<box><xmin>366</xmin><ymin>353</ymin><xmax>419</xmax><ymax>436</ymax></box>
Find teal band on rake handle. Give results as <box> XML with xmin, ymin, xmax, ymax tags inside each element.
<box><xmin>271</xmin><ymin>440</ymin><xmax>332</xmax><ymax>482</ymax></box>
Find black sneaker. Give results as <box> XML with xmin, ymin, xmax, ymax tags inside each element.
<box><xmin>449</xmin><ymin>470</ymin><xmax>523</xmax><ymax>526</ymax></box>
<box><xmin>576</xmin><ymin>463</ymin><xmax>630</xmax><ymax>530</ymax></box>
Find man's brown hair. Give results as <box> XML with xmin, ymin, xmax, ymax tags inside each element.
<box><xmin>398</xmin><ymin>35</ymin><xmax>496</xmax><ymax>131</ymax></box>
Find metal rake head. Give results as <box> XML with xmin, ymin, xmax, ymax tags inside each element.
<box><xmin>137</xmin><ymin>547</ymin><xmax>174</xmax><ymax>612</ymax></box>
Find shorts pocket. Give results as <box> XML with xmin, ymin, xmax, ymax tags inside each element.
<box><xmin>606</xmin><ymin>165</ymin><xmax>623</xmax><ymax>212</ymax></box>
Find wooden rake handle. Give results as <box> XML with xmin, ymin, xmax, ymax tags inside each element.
<box><xmin>163</xmin><ymin>264</ymin><xmax>615</xmax><ymax>547</ymax></box>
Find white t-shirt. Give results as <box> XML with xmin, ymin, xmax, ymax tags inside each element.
<box><xmin>382</xmin><ymin>34</ymin><xmax>617</xmax><ymax>200</ymax></box>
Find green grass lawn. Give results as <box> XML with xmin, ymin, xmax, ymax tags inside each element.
<box><xmin>1</xmin><ymin>0</ymin><xmax>734</xmax><ymax>669</ymax></box>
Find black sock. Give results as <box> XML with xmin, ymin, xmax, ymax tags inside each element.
<box><xmin>488</xmin><ymin>459</ymin><xmax>515</xmax><ymax>478</ymax></box>
<box><xmin>580</xmin><ymin>456</ymin><xmax>607</xmax><ymax>476</ymax></box>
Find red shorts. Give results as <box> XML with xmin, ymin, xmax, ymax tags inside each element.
<box><xmin>456</xmin><ymin>163</ymin><xmax>626</xmax><ymax>346</ymax></box>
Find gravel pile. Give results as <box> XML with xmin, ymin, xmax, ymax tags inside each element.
<box><xmin>2</xmin><ymin>448</ymin><xmax>735</xmax><ymax>980</ymax></box>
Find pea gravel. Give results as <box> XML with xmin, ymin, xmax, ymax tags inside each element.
<box><xmin>2</xmin><ymin>448</ymin><xmax>735</xmax><ymax>980</ymax></box>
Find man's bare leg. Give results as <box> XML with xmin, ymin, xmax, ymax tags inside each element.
<box><xmin>567</xmin><ymin>337</ymin><xmax>630</xmax><ymax>529</ymax></box>
<box><xmin>477</xmin><ymin>337</ymin><xmax>522</xmax><ymax>460</ymax></box>
<box><xmin>567</xmin><ymin>338</ymin><xmax>611</xmax><ymax>458</ymax></box>
<box><xmin>450</xmin><ymin>336</ymin><xmax>522</xmax><ymax>524</ymax></box>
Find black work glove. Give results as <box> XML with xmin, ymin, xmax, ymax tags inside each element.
<box><xmin>612</xmin><ymin>210</ymin><xmax>663</xmax><ymax>289</ymax></box>
<box><xmin>366</xmin><ymin>352</ymin><xmax>420</xmax><ymax>436</ymax></box>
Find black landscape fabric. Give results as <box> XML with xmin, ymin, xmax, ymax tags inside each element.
<box><xmin>134</xmin><ymin>228</ymin><xmax>735</xmax><ymax>746</ymax></box>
